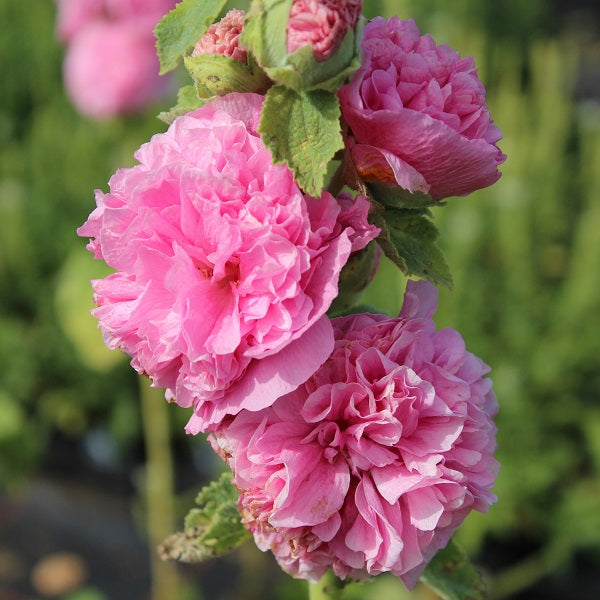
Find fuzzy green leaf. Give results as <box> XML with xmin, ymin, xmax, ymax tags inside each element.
<box><xmin>158</xmin><ymin>472</ymin><xmax>250</xmax><ymax>563</ymax></box>
<box><xmin>371</xmin><ymin>204</ymin><xmax>452</xmax><ymax>288</ymax></box>
<box><xmin>420</xmin><ymin>539</ymin><xmax>488</xmax><ymax>600</ymax></box>
<box><xmin>259</xmin><ymin>85</ymin><xmax>343</xmax><ymax>196</ymax></box>
<box><xmin>158</xmin><ymin>85</ymin><xmax>206</xmax><ymax>124</ymax></box>
<box><xmin>154</xmin><ymin>0</ymin><xmax>227</xmax><ymax>74</ymax></box>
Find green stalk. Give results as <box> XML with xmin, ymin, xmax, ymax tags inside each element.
<box><xmin>308</xmin><ymin>570</ymin><xmax>344</xmax><ymax>600</ymax></box>
<box><xmin>139</xmin><ymin>378</ymin><xmax>182</xmax><ymax>600</ymax></box>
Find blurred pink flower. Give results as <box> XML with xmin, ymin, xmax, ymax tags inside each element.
<box><xmin>286</xmin><ymin>0</ymin><xmax>363</xmax><ymax>62</ymax></box>
<box><xmin>63</xmin><ymin>19</ymin><xmax>170</xmax><ymax>119</ymax></box>
<box><xmin>55</xmin><ymin>0</ymin><xmax>103</xmax><ymax>43</ymax></box>
<box><xmin>56</xmin><ymin>0</ymin><xmax>172</xmax><ymax>42</ymax></box>
<box><xmin>192</xmin><ymin>9</ymin><xmax>247</xmax><ymax>63</ymax></box>
<box><xmin>78</xmin><ymin>93</ymin><xmax>379</xmax><ymax>432</ymax></box>
<box><xmin>211</xmin><ymin>280</ymin><xmax>498</xmax><ymax>585</ymax></box>
<box><xmin>338</xmin><ymin>17</ymin><xmax>505</xmax><ymax>199</ymax></box>
<box><xmin>56</xmin><ymin>0</ymin><xmax>176</xmax><ymax>118</ymax></box>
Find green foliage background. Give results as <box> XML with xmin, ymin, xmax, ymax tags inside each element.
<box><xmin>1</xmin><ymin>0</ymin><xmax>599</xmax><ymax>598</ymax></box>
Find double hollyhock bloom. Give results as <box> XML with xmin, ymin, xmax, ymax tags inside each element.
<box><xmin>287</xmin><ymin>0</ymin><xmax>363</xmax><ymax>61</ymax></box>
<box><xmin>192</xmin><ymin>9</ymin><xmax>248</xmax><ymax>63</ymax></box>
<box><xmin>211</xmin><ymin>281</ymin><xmax>498</xmax><ymax>585</ymax></box>
<box><xmin>78</xmin><ymin>93</ymin><xmax>379</xmax><ymax>432</ymax></box>
<box><xmin>56</xmin><ymin>0</ymin><xmax>176</xmax><ymax>119</ymax></box>
<box><xmin>338</xmin><ymin>17</ymin><xmax>505</xmax><ymax>199</ymax></box>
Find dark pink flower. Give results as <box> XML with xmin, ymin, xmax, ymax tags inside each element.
<box><xmin>192</xmin><ymin>9</ymin><xmax>247</xmax><ymax>63</ymax></box>
<box><xmin>78</xmin><ymin>93</ymin><xmax>379</xmax><ymax>432</ymax></box>
<box><xmin>338</xmin><ymin>17</ymin><xmax>505</xmax><ymax>199</ymax></box>
<box><xmin>286</xmin><ymin>0</ymin><xmax>363</xmax><ymax>62</ymax></box>
<box><xmin>211</xmin><ymin>280</ymin><xmax>498</xmax><ymax>584</ymax></box>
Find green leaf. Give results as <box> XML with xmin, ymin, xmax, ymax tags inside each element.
<box><xmin>158</xmin><ymin>85</ymin><xmax>206</xmax><ymax>124</ymax></box>
<box><xmin>54</xmin><ymin>249</ymin><xmax>124</xmax><ymax>372</ymax></box>
<box><xmin>184</xmin><ymin>53</ymin><xmax>270</xmax><ymax>99</ymax></box>
<box><xmin>154</xmin><ymin>0</ymin><xmax>227</xmax><ymax>74</ymax></box>
<box><xmin>367</xmin><ymin>181</ymin><xmax>444</xmax><ymax>210</ymax></box>
<box><xmin>158</xmin><ymin>472</ymin><xmax>250</xmax><ymax>563</ymax></box>
<box><xmin>259</xmin><ymin>85</ymin><xmax>343</xmax><ymax>196</ymax></box>
<box><xmin>420</xmin><ymin>539</ymin><xmax>489</xmax><ymax>600</ymax></box>
<box><xmin>371</xmin><ymin>204</ymin><xmax>452</xmax><ymax>288</ymax></box>
<box><xmin>0</xmin><ymin>391</ymin><xmax>24</xmax><ymax>441</ymax></box>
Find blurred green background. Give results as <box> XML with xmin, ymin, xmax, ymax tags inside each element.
<box><xmin>1</xmin><ymin>0</ymin><xmax>599</xmax><ymax>599</ymax></box>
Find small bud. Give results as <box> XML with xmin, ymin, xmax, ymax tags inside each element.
<box><xmin>286</xmin><ymin>0</ymin><xmax>363</xmax><ymax>62</ymax></box>
<box><xmin>192</xmin><ymin>9</ymin><xmax>247</xmax><ymax>63</ymax></box>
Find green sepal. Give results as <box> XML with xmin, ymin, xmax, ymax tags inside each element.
<box><xmin>420</xmin><ymin>539</ymin><xmax>489</xmax><ymax>600</ymax></box>
<box><xmin>328</xmin><ymin>241</ymin><xmax>380</xmax><ymax>317</ymax></box>
<box><xmin>154</xmin><ymin>0</ymin><xmax>227</xmax><ymax>74</ymax></box>
<box><xmin>158</xmin><ymin>85</ymin><xmax>207</xmax><ymax>124</ymax></box>
<box><xmin>242</xmin><ymin>0</ymin><xmax>362</xmax><ymax>93</ymax></box>
<box><xmin>371</xmin><ymin>202</ymin><xmax>453</xmax><ymax>288</ymax></box>
<box><xmin>158</xmin><ymin>472</ymin><xmax>250</xmax><ymax>563</ymax></box>
<box><xmin>367</xmin><ymin>181</ymin><xmax>445</xmax><ymax>210</ymax></box>
<box><xmin>184</xmin><ymin>53</ymin><xmax>271</xmax><ymax>99</ymax></box>
<box><xmin>259</xmin><ymin>85</ymin><xmax>343</xmax><ymax>196</ymax></box>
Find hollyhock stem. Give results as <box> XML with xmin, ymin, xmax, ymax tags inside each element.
<box><xmin>308</xmin><ymin>570</ymin><xmax>344</xmax><ymax>600</ymax></box>
<box><xmin>140</xmin><ymin>378</ymin><xmax>180</xmax><ymax>600</ymax></box>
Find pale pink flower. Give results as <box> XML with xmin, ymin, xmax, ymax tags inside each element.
<box><xmin>286</xmin><ymin>0</ymin><xmax>363</xmax><ymax>62</ymax></box>
<box><xmin>211</xmin><ymin>280</ymin><xmax>498</xmax><ymax>585</ymax></box>
<box><xmin>63</xmin><ymin>19</ymin><xmax>171</xmax><ymax>119</ymax></box>
<box><xmin>55</xmin><ymin>0</ymin><xmax>104</xmax><ymax>43</ymax></box>
<box><xmin>55</xmin><ymin>0</ymin><xmax>173</xmax><ymax>44</ymax></box>
<box><xmin>192</xmin><ymin>9</ymin><xmax>247</xmax><ymax>63</ymax></box>
<box><xmin>56</xmin><ymin>0</ymin><xmax>175</xmax><ymax>118</ymax></box>
<box><xmin>78</xmin><ymin>93</ymin><xmax>379</xmax><ymax>432</ymax></box>
<box><xmin>338</xmin><ymin>17</ymin><xmax>505</xmax><ymax>199</ymax></box>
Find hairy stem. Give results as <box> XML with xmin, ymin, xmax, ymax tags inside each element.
<box><xmin>140</xmin><ymin>378</ymin><xmax>181</xmax><ymax>600</ymax></box>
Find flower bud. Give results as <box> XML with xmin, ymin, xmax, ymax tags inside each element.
<box><xmin>192</xmin><ymin>9</ymin><xmax>248</xmax><ymax>63</ymax></box>
<box><xmin>286</xmin><ymin>0</ymin><xmax>362</xmax><ymax>62</ymax></box>
<box><xmin>242</xmin><ymin>0</ymin><xmax>363</xmax><ymax>93</ymax></box>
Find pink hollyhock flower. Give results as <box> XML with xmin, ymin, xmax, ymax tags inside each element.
<box><xmin>56</xmin><ymin>0</ymin><xmax>176</xmax><ymax>118</ymax></box>
<box><xmin>338</xmin><ymin>17</ymin><xmax>506</xmax><ymax>199</ymax></box>
<box><xmin>55</xmin><ymin>0</ymin><xmax>104</xmax><ymax>43</ymax></box>
<box><xmin>211</xmin><ymin>280</ymin><xmax>498</xmax><ymax>585</ymax></box>
<box><xmin>192</xmin><ymin>9</ymin><xmax>247</xmax><ymax>63</ymax></box>
<box><xmin>55</xmin><ymin>0</ymin><xmax>173</xmax><ymax>44</ymax></box>
<box><xmin>78</xmin><ymin>93</ymin><xmax>379</xmax><ymax>432</ymax></box>
<box><xmin>287</xmin><ymin>0</ymin><xmax>363</xmax><ymax>62</ymax></box>
<box><xmin>63</xmin><ymin>19</ymin><xmax>171</xmax><ymax>119</ymax></box>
